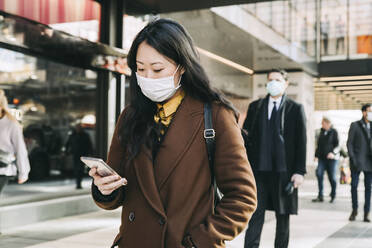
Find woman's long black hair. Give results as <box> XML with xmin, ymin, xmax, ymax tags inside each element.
<box><xmin>119</xmin><ymin>18</ymin><xmax>237</xmax><ymax>161</ymax></box>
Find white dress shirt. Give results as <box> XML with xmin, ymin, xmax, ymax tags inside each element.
<box><xmin>268</xmin><ymin>96</ymin><xmax>283</xmax><ymax>120</ymax></box>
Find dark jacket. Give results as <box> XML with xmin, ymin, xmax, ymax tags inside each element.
<box><xmin>243</xmin><ymin>94</ymin><xmax>307</xmax><ymax>214</ymax></box>
<box><xmin>347</xmin><ymin>119</ymin><xmax>372</xmax><ymax>172</ymax></box>
<box><xmin>65</xmin><ymin>129</ymin><xmax>93</xmax><ymax>159</ymax></box>
<box><xmin>92</xmin><ymin>96</ymin><xmax>257</xmax><ymax>248</ymax></box>
<box><xmin>315</xmin><ymin>128</ymin><xmax>339</xmax><ymax>160</ymax></box>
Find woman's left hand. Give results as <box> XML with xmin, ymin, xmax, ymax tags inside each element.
<box><xmin>18</xmin><ymin>178</ymin><xmax>28</xmax><ymax>184</ymax></box>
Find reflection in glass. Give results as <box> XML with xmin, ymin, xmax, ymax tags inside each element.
<box><xmin>349</xmin><ymin>0</ymin><xmax>372</xmax><ymax>58</ymax></box>
<box><xmin>320</xmin><ymin>0</ymin><xmax>347</xmax><ymax>59</ymax></box>
<box><xmin>0</xmin><ymin>10</ymin><xmax>129</xmax><ymax>74</ymax></box>
<box><xmin>320</xmin><ymin>14</ymin><xmax>330</xmax><ymax>55</ymax></box>
<box><xmin>335</xmin><ymin>15</ymin><xmax>346</xmax><ymax>55</ymax></box>
<box><xmin>241</xmin><ymin>0</ymin><xmax>317</xmax><ymax>58</ymax></box>
<box><xmin>0</xmin><ymin>47</ymin><xmax>97</xmax><ymax>180</ymax></box>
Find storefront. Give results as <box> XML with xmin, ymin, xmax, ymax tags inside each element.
<box><xmin>0</xmin><ymin>0</ymin><xmax>131</xmax><ymax>180</ymax></box>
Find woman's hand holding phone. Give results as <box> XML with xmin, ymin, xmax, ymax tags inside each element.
<box><xmin>89</xmin><ymin>167</ymin><xmax>127</xmax><ymax>195</ymax></box>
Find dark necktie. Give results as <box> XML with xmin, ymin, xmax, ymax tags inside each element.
<box><xmin>270</xmin><ymin>101</ymin><xmax>277</xmax><ymax>122</ymax></box>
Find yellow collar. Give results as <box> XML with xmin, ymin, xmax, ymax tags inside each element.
<box><xmin>154</xmin><ymin>90</ymin><xmax>185</xmax><ymax>126</ymax></box>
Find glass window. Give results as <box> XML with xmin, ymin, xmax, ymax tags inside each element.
<box><xmin>241</xmin><ymin>0</ymin><xmax>317</xmax><ymax>59</ymax></box>
<box><xmin>272</xmin><ymin>1</ymin><xmax>285</xmax><ymax>36</ymax></box>
<box><xmin>305</xmin><ymin>1</ymin><xmax>317</xmax><ymax>57</ymax></box>
<box><xmin>349</xmin><ymin>0</ymin><xmax>372</xmax><ymax>59</ymax></box>
<box><xmin>241</xmin><ymin>3</ymin><xmax>256</xmax><ymax>15</ymax></box>
<box><xmin>320</xmin><ymin>0</ymin><xmax>347</xmax><ymax>60</ymax></box>
<box><xmin>290</xmin><ymin>0</ymin><xmax>317</xmax><ymax>56</ymax></box>
<box><xmin>0</xmin><ymin>47</ymin><xmax>97</xmax><ymax>181</ymax></box>
<box><xmin>255</xmin><ymin>2</ymin><xmax>273</xmax><ymax>27</ymax></box>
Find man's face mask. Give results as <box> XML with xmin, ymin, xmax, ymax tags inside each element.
<box><xmin>367</xmin><ymin>111</ymin><xmax>372</xmax><ymax>122</ymax></box>
<box><xmin>266</xmin><ymin>80</ymin><xmax>286</xmax><ymax>97</ymax></box>
<box><xmin>136</xmin><ymin>65</ymin><xmax>181</xmax><ymax>102</ymax></box>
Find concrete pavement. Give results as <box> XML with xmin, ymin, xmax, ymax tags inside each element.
<box><xmin>1</xmin><ymin>167</ymin><xmax>372</xmax><ymax>248</ymax></box>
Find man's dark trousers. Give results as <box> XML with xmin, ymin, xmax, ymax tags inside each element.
<box><xmin>244</xmin><ymin>173</ymin><xmax>290</xmax><ymax>248</ymax></box>
<box><xmin>351</xmin><ymin>170</ymin><xmax>372</xmax><ymax>213</ymax></box>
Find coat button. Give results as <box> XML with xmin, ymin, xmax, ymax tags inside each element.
<box><xmin>129</xmin><ymin>212</ymin><xmax>135</xmax><ymax>222</ymax></box>
<box><xmin>158</xmin><ymin>217</ymin><xmax>166</xmax><ymax>225</ymax></box>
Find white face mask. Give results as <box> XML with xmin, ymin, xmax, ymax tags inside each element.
<box><xmin>266</xmin><ymin>80</ymin><xmax>286</xmax><ymax>97</ymax></box>
<box><xmin>367</xmin><ymin>111</ymin><xmax>372</xmax><ymax>122</ymax></box>
<box><xmin>136</xmin><ymin>66</ymin><xmax>181</xmax><ymax>102</ymax></box>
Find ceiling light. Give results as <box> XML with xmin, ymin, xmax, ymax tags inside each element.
<box><xmin>343</xmin><ymin>90</ymin><xmax>372</xmax><ymax>95</ymax></box>
<box><xmin>320</xmin><ymin>75</ymin><xmax>372</xmax><ymax>82</ymax></box>
<box><xmin>336</xmin><ymin>85</ymin><xmax>372</xmax><ymax>90</ymax></box>
<box><xmin>196</xmin><ymin>47</ymin><xmax>254</xmax><ymax>75</ymax></box>
<box><xmin>328</xmin><ymin>80</ymin><xmax>372</xmax><ymax>86</ymax></box>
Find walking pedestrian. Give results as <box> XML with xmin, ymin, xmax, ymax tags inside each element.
<box><xmin>243</xmin><ymin>69</ymin><xmax>307</xmax><ymax>248</ymax></box>
<box><xmin>313</xmin><ymin>117</ymin><xmax>339</xmax><ymax>203</ymax></box>
<box><xmin>0</xmin><ymin>89</ymin><xmax>30</xmax><ymax>195</ymax></box>
<box><xmin>89</xmin><ymin>18</ymin><xmax>257</xmax><ymax>248</ymax></box>
<box><xmin>347</xmin><ymin>104</ymin><xmax>372</xmax><ymax>222</ymax></box>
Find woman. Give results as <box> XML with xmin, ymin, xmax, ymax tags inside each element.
<box><xmin>89</xmin><ymin>19</ymin><xmax>257</xmax><ymax>248</ymax></box>
<box><xmin>0</xmin><ymin>90</ymin><xmax>30</xmax><ymax>195</ymax></box>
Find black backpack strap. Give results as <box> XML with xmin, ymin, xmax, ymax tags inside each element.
<box><xmin>204</xmin><ymin>102</ymin><xmax>216</xmax><ymax>183</ymax></box>
<box><xmin>204</xmin><ymin>102</ymin><xmax>222</xmax><ymax>208</ymax></box>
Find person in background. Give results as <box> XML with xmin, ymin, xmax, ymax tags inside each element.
<box><xmin>243</xmin><ymin>69</ymin><xmax>307</xmax><ymax>248</ymax></box>
<box><xmin>88</xmin><ymin>19</ymin><xmax>257</xmax><ymax>248</ymax></box>
<box><xmin>347</xmin><ymin>104</ymin><xmax>372</xmax><ymax>222</ymax></box>
<box><xmin>335</xmin><ymin>15</ymin><xmax>345</xmax><ymax>54</ymax></box>
<box><xmin>0</xmin><ymin>89</ymin><xmax>30</xmax><ymax>195</ymax></box>
<box><xmin>313</xmin><ymin>117</ymin><xmax>339</xmax><ymax>203</ymax></box>
<box><xmin>65</xmin><ymin>122</ymin><xmax>93</xmax><ymax>189</ymax></box>
<box><xmin>301</xmin><ymin>17</ymin><xmax>308</xmax><ymax>52</ymax></box>
<box><xmin>320</xmin><ymin>14</ymin><xmax>330</xmax><ymax>55</ymax></box>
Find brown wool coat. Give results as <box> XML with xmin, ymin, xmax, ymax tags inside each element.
<box><xmin>93</xmin><ymin>96</ymin><xmax>257</xmax><ymax>248</ymax></box>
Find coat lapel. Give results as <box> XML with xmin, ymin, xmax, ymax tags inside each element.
<box><xmin>280</xmin><ymin>94</ymin><xmax>293</xmax><ymax>115</ymax></box>
<box><xmin>270</xmin><ymin>94</ymin><xmax>291</xmax><ymax>134</ymax></box>
<box><xmin>154</xmin><ymin>95</ymin><xmax>203</xmax><ymax>190</ymax></box>
<box><xmin>133</xmin><ymin>146</ymin><xmax>166</xmax><ymax>217</ymax></box>
<box><xmin>281</xmin><ymin>95</ymin><xmax>293</xmax><ymax>130</ymax></box>
<box><xmin>358</xmin><ymin>120</ymin><xmax>370</xmax><ymax>142</ymax></box>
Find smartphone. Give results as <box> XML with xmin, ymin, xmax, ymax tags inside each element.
<box><xmin>80</xmin><ymin>156</ymin><xmax>119</xmax><ymax>177</ymax></box>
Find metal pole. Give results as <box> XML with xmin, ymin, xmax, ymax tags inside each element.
<box><xmin>114</xmin><ymin>0</ymin><xmax>125</xmax><ymax>122</ymax></box>
<box><xmin>346</xmin><ymin>0</ymin><xmax>350</xmax><ymax>59</ymax></box>
<box><xmin>316</xmin><ymin>0</ymin><xmax>321</xmax><ymax>63</ymax></box>
<box><xmin>96</xmin><ymin>0</ymin><xmax>125</xmax><ymax>159</ymax></box>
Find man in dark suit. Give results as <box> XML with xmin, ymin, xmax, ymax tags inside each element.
<box><xmin>243</xmin><ymin>69</ymin><xmax>307</xmax><ymax>248</ymax></box>
<box><xmin>347</xmin><ymin>104</ymin><xmax>372</xmax><ymax>222</ymax></box>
